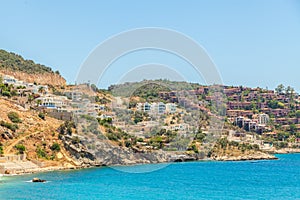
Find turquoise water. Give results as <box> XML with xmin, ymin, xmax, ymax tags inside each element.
<box><xmin>0</xmin><ymin>154</ymin><xmax>300</xmax><ymax>200</ymax></box>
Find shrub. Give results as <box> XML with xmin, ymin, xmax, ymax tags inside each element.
<box><xmin>106</xmin><ymin>132</ymin><xmax>119</xmax><ymax>141</ymax></box>
<box><xmin>51</xmin><ymin>143</ymin><xmax>61</xmax><ymax>152</ymax></box>
<box><xmin>0</xmin><ymin>120</ymin><xmax>19</xmax><ymax>132</ymax></box>
<box><xmin>195</xmin><ymin>131</ymin><xmax>206</xmax><ymax>142</ymax></box>
<box><xmin>15</xmin><ymin>144</ymin><xmax>26</xmax><ymax>154</ymax></box>
<box><xmin>7</xmin><ymin>112</ymin><xmax>22</xmax><ymax>123</ymax></box>
<box><xmin>2</xmin><ymin>90</ymin><xmax>11</xmax><ymax>97</ymax></box>
<box><xmin>36</xmin><ymin>147</ymin><xmax>47</xmax><ymax>159</ymax></box>
<box><xmin>38</xmin><ymin>112</ymin><xmax>45</xmax><ymax>120</ymax></box>
<box><xmin>125</xmin><ymin>140</ymin><xmax>132</xmax><ymax>148</ymax></box>
<box><xmin>253</xmin><ymin>144</ymin><xmax>260</xmax><ymax>151</ymax></box>
<box><xmin>189</xmin><ymin>143</ymin><xmax>199</xmax><ymax>153</ymax></box>
<box><xmin>0</xmin><ymin>145</ymin><xmax>3</xmax><ymax>155</ymax></box>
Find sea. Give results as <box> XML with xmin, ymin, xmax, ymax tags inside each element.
<box><xmin>0</xmin><ymin>154</ymin><xmax>299</xmax><ymax>200</ymax></box>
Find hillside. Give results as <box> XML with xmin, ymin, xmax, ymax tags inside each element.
<box><xmin>0</xmin><ymin>98</ymin><xmax>75</xmax><ymax>170</ymax></box>
<box><xmin>0</xmin><ymin>49</ymin><xmax>66</xmax><ymax>86</ymax></box>
<box><xmin>0</xmin><ymin>50</ymin><xmax>299</xmax><ymax>174</ymax></box>
<box><xmin>108</xmin><ymin>79</ymin><xmax>201</xmax><ymax>97</ymax></box>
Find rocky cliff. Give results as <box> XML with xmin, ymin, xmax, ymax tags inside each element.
<box><xmin>0</xmin><ymin>70</ymin><xmax>66</xmax><ymax>86</ymax></box>
<box><xmin>60</xmin><ymin>133</ymin><xmax>172</xmax><ymax>167</ymax></box>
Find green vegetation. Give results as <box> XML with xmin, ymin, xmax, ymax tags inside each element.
<box><xmin>149</xmin><ymin>136</ymin><xmax>164</xmax><ymax>149</ymax></box>
<box><xmin>98</xmin><ymin>118</ymin><xmax>137</xmax><ymax>148</ymax></box>
<box><xmin>131</xmin><ymin>83</ymin><xmax>171</xmax><ymax>101</ymax></box>
<box><xmin>58</xmin><ymin>121</ymin><xmax>76</xmax><ymax>136</ymax></box>
<box><xmin>36</xmin><ymin>147</ymin><xmax>47</xmax><ymax>159</ymax></box>
<box><xmin>214</xmin><ymin>138</ymin><xmax>260</xmax><ymax>153</ymax></box>
<box><xmin>15</xmin><ymin>144</ymin><xmax>25</xmax><ymax>154</ymax></box>
<box><xmin>275</xmin><ymin>84</ymin><xmax>285</xmax><ymax>94</ymax></box>
<box><xmin>187</xmin><ymin>142</ymin><xmax>199</xmax><ymax>153</ymax></box>
<box><xmin>296</xmin><ymin>110</ymin><xmax>300</xmax><ymax>118</ymax></box>
<box><xmin>108</xmin><ymin>79</ymin><xmax>200</xmax><ymax>97</ymax></box>
<box><xmin>50</xmin><ymin>143</ymin><xmax>61</xmax><ymax>152</ymax></box>
<box><xmin>0</xmin><ymin>144</ymin><xmax>3</xmax><ymax>155</ymax></box>
<box><xmin>0</xmin><ymin>82</ymin><xmax>17</xmax><ymax>98</ymax></box>
<box><xmin>0</xmin><ymin>120</ymin><xmax>19</xmax><ymax>132</ymax></box>
<box><xmin>267</xmin><ymin>100</ymin><xmax>284</xmax><ymax>109</ymax></box>
<box><xmin>38</xmin><ymin>112</ymin><xmax>45</xmax><ymax>120</ymax></box>
<box><xmin>80</xmin><ymin>114</ymin><xmax>95</xmax><ymax>121</ymax></box>
<box><xmin>0</xmin><ymin>49</ymin><xmax>54</xmax><ymax>74</ymax></box>
<box><xmin>98</xmin><ymin>118</ymin><xmax>112</xmax><ymax>127</ymax></box>
<box><xmin>194</xmin><ymin>130</ymin><xmax>206</xmax><ymax>142</ymax></box>
<box><xmin>274</xmin><ymin>141</ymin><xmax>288</xmax><ymax>149</ymax></box>
<box><xmin>7</xmin><ymin>112</ymin><xmax>22</xmax><ymax>123</ymax></box>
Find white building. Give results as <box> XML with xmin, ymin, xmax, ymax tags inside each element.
<box><xmin>150</xmin><ymin>102</ymin><xmax>166</xmax><ymax>114</ymax></box>
<box><xmin>137</xmin><ymin>102</ymin><xmax>151</xmax><ymax>113</ymax></box>
<box><xmin>2</xmin><ymin>75</ymin><xmax>17</xmax><ymax>85</ymax></box>
<box><xmin>166</xmin><ymin>103</ymin><xmax>177</xmax><ymax>114</ymax></box>
<box><xmin>37</xmin><ymin>94</ymin><xmax>69</xmax><ymax>110</ymax></box>
<box><xmin>137</xmin><ymin>102</ymin><xmax>171</xmax><ymax>115</ymax></box>
<box><xmin>258</xmin><ymin>113</ymin><xmax>270</xmax><ymax>125</ymax></box>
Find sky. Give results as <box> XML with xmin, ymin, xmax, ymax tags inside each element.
<box><xmin>1</xmin><ymin>0</ymin><xmax>300</xmax><ymax>91</ymax></box>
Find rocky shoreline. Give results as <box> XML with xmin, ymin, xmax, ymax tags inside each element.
<box><xmin>266</xmin><ymin>148</ymin><xmax>300</xmax><ymax>154</ymax></box>
<box><xmin>1</xmin><ymin>151</ymin><xmax>285</xmax><ymax>176</ymax></box>
<box><xmin>211</xmin><ymin>152</ymin><xmax>278</xmax><ymax>161</ymax></box>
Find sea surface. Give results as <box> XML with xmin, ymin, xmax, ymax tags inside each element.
<box><xmin>0</xmin><ymin>154</ymin><xmax>300</xmax><ymax>200</ymax></box>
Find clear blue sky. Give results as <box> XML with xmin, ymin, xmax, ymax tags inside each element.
<box><xmin>1</xmin><ymin>0</ymin><xmax>300</xmax><ymax>90</ymax></box>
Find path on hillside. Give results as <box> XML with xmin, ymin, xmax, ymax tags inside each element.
<box><xmin>4</xmin><ymin>125</ymin><xmax>79</xmax><ymax>167</ymax></box>
<box><xmin>4</xmin><ymin>130</ymin><xmax>44</xmax><ymax>154</ymax></box>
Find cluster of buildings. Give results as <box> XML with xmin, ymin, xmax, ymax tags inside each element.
<box><xmin>222</xmin><ymin>86</ymin><xmax>300</xmax><ymax>134</ymax></box>
<box><xmin>144</xmin><ymin>85</ymin><xmax>300</xmax><ymax>135</ymax></box>
<box><xmin>3</xmin><ymin>73</ymin><xmax>300</xmax><ymax>138</ymax></box>
<box><xmin>1</xmin><ymin>74</ymin><xmax>106</xmax><ymax>120</ymax></box>
<box><xmin>36</xmin><ymin>91</ymin><xmax>105</xmax><ymax>119</ymax></box>
<box><xmin>136</xmin><ymin>102</ymin><xmax>177</xmax><ymax>114</ymax></box>
<box><xmin>235</xmin><ymin>114</ymin><xmax>271</xmax><ymax>134</ymax></box>
<box><xmin>2</xmin><ymin>74</ymin><xmax>49</xmax><ymax>95</ymax></box>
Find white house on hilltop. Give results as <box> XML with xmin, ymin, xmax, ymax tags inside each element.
<box><xmin>36</xmin><ymin>94</ymin><xmax>69</xmax><ymax>110</ymax></box>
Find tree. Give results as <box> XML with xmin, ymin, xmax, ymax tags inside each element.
<box><xmin>91</xmin><ymin>84</ymin><xmax>98</xmax><ymax>92</ymax></box>
<box><xmin>38</xmin><ymin>86</ymin><xmax>46</xmax><ymax>94</ymax></box>
<box><xmin>268</xmin><ymin>100</ymin><xmax>282</xmax><ymax>109</ymax></box>
<box><xmin>296</xmin><ymin>110</ymin><xmax>300</xmax><ymax>118</ymax></box>
<box><xmin>36</xmin><ymin>99</ymin><xmax>42</xmax><ymax>106</ymax></box>
<box><xmin>290</xmin><ymin>87</ymin><xmax>295</xmax><ymax>99</ymax></box>
<box><xmin>285</xmin><ymin>86</ymin><xmax>293</xmax><ymax>96</ymax></box>
<box><xmin>275</xmin><ymin>84</ymin><xmax>285</xmax><ymax>94</ymax></box>
<box><xmin>289</xmin><ymin>124</ymin><xmax>297</xmax><ymax>135</ymax></box>
<box><xmin>28</xmin><ymin>94</ymin><xmax>34</xmax><ymax>104</ymax></box>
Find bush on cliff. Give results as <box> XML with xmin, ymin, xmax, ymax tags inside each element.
<box><xmin>15</xmin><ymin>144</ymin><xmax>25</xmax><ymax>154</ymax></box>
<box><xmin>7</xmin><ymin>112</ymin><xmax>22</xmax><ymax>123</ymax></box>
<box><xmin>50</xmin><ymin>143</ymin><xmax>61</xmax><ymax>152</ymax></box>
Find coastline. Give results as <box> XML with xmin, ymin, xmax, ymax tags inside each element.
<box><xmin>211</xmin><ymin>152</ymin><xmax>278</xmax><ymax>161</ymax></box>
<box><xmin>266</xmin><ymin>148</ymin><xmax>300</xmax><ymax>154</ymax></box>
<box><xmin>1</xmin><ymin>151</ymin><xmax>290</xmax><ymax>177</ymax></box>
